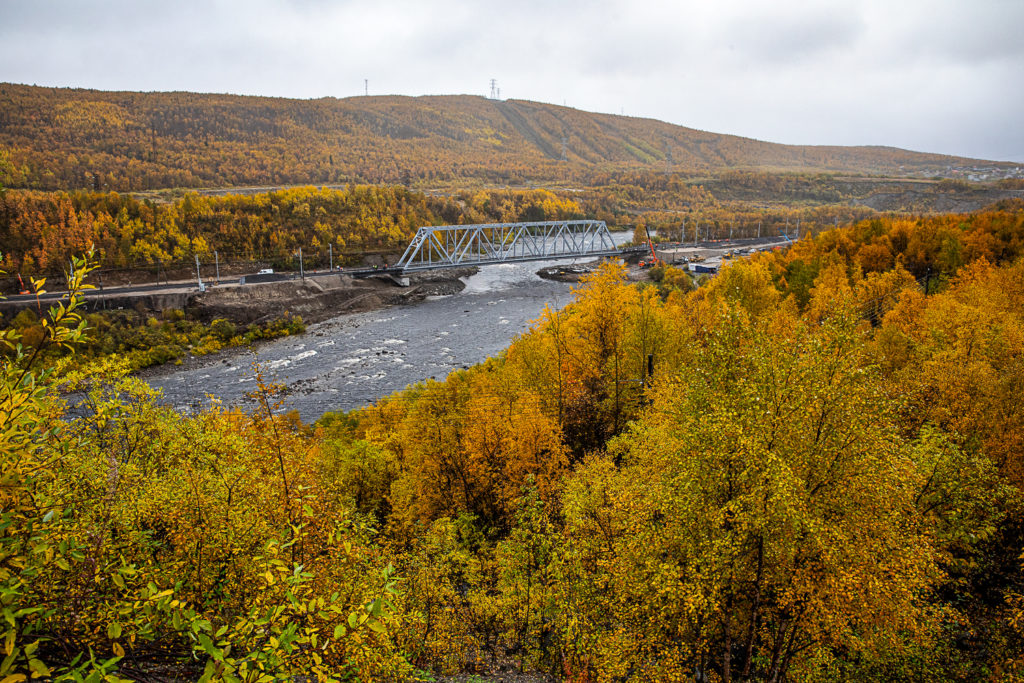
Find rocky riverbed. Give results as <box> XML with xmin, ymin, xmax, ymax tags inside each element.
<box><xmin>144</xmin><ymin>260</ymin><xmax>586</xmax><ymax>421</ymax></box>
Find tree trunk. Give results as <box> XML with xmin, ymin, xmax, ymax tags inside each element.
<box><xmin>723</xmin><ymin>594</ymin><xmax>733</xmax><ymax>683</ymax></box>
<box><xmin>741</xmin><ymin>536</ymin><xmax>764</xmax><ymax>679</ymax></box>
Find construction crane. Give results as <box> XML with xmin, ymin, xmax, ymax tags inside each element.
<box><xmin>639</xmin><ymin>223</ymin><xmax>662</xmax><ymax>269</ymax></box>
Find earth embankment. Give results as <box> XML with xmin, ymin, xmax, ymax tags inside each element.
<box><xmin>188</xmin><ymin>269</ymin><xmax>476</xmax><ymax>325</ymax></box>
<box><xmin>0</xmin><ymin>269</ymin><xmax>476</xmax><ymax>325</ymax></box>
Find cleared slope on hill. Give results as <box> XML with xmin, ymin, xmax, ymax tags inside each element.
<box><xmin>0</xmin><ymin>82</ymin><xmax>1006</xmax><ymax>192</ymax></box>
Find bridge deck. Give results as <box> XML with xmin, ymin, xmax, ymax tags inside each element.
<box><xmin>394</xmin><ymin>219</ymin><xmax>623</xmax><ymax>273</ymax></box>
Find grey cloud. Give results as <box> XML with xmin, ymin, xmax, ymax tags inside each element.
<box><xmin>909</xmin><ymin>6</ymin><xmax>1024</xmax><ymax>65</ymax></box>
<box><xmin>724</xmin><ymin>6</ymin><xmax>865</xmax><ymax>65</ymax></box>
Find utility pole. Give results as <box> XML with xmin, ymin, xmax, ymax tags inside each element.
<box><xmin>214</xmin><ymin>251</ymin><xmax>220</xmax><ymax>284</ymax></box>
<box><xmin>329</xmin><ymin>243</ymin><xmax>333</xmax><ymax>272</ymax></box>
<box><xmin>195</xmin><ymin>255</ymin><xmax>205</xmax><ymax>292</ymax></box>
<box><xmin>757</xmin><ymin>220</ymin><xmax>761</xmax><ymax>238</ymax></box>
<box><xmin>364</xmin><ymin>79</ymin><xmax>368</xmax><ymax>97</ymax></box>
<box><xmin>298</xmin><ymin>247</ymin><xmax>304</xmax><ymax>280</ymax></box>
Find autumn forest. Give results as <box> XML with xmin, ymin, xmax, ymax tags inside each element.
<box><xmin>3</xmin><ymin>84</ymin><xmax>1024</xmax><ymax>683</ymax></box>
<box><xmin>3</xmin><ymin>83</ymin><xmax>1010</xmax><ymax>192</ymax></box>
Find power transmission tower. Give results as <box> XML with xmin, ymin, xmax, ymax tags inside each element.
<box><xmin>364</xmin><ymin>79</ymin><xmax>368</xmax><ymax>96</ymax></box>
<box><xmin>489</xmin><ymin>79</ymin><xmax>498</xmax><ymax>99</ymax></box>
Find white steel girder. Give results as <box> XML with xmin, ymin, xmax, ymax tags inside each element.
<box><xmin>395</xmin><ymin>220</ymin><xmax>618</xmax><ymax>272</ymax></box>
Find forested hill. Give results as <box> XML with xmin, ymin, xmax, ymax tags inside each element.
<box><xmin>0</xmin><ymin>82</ymin><xmax>1003</xmax><ymax>192</ymax></box>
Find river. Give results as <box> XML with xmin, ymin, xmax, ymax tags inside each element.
<box><xmin>145</xmin><ymin>257</ymin><xmax>606</xmax><ymax>422</ymax></box>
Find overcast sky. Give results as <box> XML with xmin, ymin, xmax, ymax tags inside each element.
<box><xmin>2</xmin><ymin>0</ymin><xmax>1022</xmax><ymax>162</ymax></box>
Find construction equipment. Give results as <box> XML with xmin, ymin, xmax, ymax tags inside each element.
<box><xmin>638</xmin><ymin>223</ymin><xmax>662</xmax><ymax>269</ymax></box>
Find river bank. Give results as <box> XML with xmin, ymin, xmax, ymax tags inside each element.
<box><xmin>143</xmin><ymin>260</ymin><xmax>587</xmax><ymax>420</ymax></box>
<box><xmin>142</xmin><ymin>227</ymin><xmax>638</xmax><ymax>420</ymax></box>
<box><xmin>131</xmin><ymin>267</ymin><xmax>477</xmax><ymax>379</ymax></box>
<box><xmin>185</xmin><ymin>267</ymin><xmax>478</xmax><ymax>326</ymax></box>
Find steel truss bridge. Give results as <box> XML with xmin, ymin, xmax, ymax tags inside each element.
<box><xmin>394</xmin><ymin>220</ymin><xmax>621</xmax><ymax>273</ymax></box>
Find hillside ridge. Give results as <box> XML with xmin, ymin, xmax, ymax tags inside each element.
<box><xmin>0</xmin><ymin>82</ymin><xmax>1011</xmax><ymax>192</ymax></box>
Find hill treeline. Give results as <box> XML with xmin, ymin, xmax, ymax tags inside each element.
<box><xmin>0</xmin><ymin>186</ymin><xmax>583</xmax><ymax>279</ymax></box>
<box><xmin>5</xmin><ymin>180</ymin><xmax>1021</xmax><ymax>283</ymax></box>
<box><xmin>3</xmin><ymin>205</ymin><xmax>1024</xmax><ymax>680</ymax></box>
<box><xmin>0</xmin><ymin>83</ymin><xmax>999</xmax><ymax>192</ymax></box>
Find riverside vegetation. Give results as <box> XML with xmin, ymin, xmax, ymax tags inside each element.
<box><xmin>3</xmin><ymin>204</ymin><xmax>1024</xmax><ymax>681</ymax></box>
<box><xmin>0</xmin><ymin>184</ymin><xmax>580</xmax><ymax>373</ymax></box>
<box><xmin>3</xmin><ymin>306</ymin><xmax>305</xmax><ymax>373</ymax></box>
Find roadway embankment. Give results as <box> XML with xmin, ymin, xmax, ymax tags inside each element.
<box><xmin>190</xmin><ymin>270</ymin><xmax>474</xmax><ymax>325</ymax></box>
<box><xmin>0</xmin><ymin>269</ymin><xmax>477</xmax><ymax>325</ymax></box>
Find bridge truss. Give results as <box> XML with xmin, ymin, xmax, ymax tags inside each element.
<box><xmin>395</xmin><ymin>220</ymin><xmax>619</xmax><ymax>272</ymax></box>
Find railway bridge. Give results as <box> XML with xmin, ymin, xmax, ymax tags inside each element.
<box><xmin>348</xmin><ymin>220</ymin><xmax>631</xmax><ymax>282</ymax></box>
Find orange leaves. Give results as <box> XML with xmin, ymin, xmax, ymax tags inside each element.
<box><xmin>7</xmin><ymin>199</ymin><xmax>1024</xmax><ymax>678</ymax></box>
<box><xmin>468</xmin><ymin>389</ymin><xmax>568</xmax><ymax>507</ymax></box>
<box><xmin>695</xmin><ymin>258</ymin><xmax>785</xmax><ymax>322</ymax></box>
<box><xmin>0</xmin><ymin>185</ymin><xmax>593</xmax><ymax>277</ymax></box>
<box><xmin>873</xmin><ymin>257</ymin><xmax>1024</xmax><ymax>486</ymax></box>
<box><xmin>376</xmin><ymin>368</ymin><xmax>570</xmax><ymax>532</ymax></box>
<box><xmin>559</xmin><ymin>307</ymin><xmax>939</xmax><ymax>678</ymax></box>
<box><xmin>856</xmin><ymin>241</ymin><xmax>895</xmax><ymax>273</ymax></box>
<box><xmin>855</xmin><ymin>263</ymin><xmax>919</xmax><ymax>326</ymax></box>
